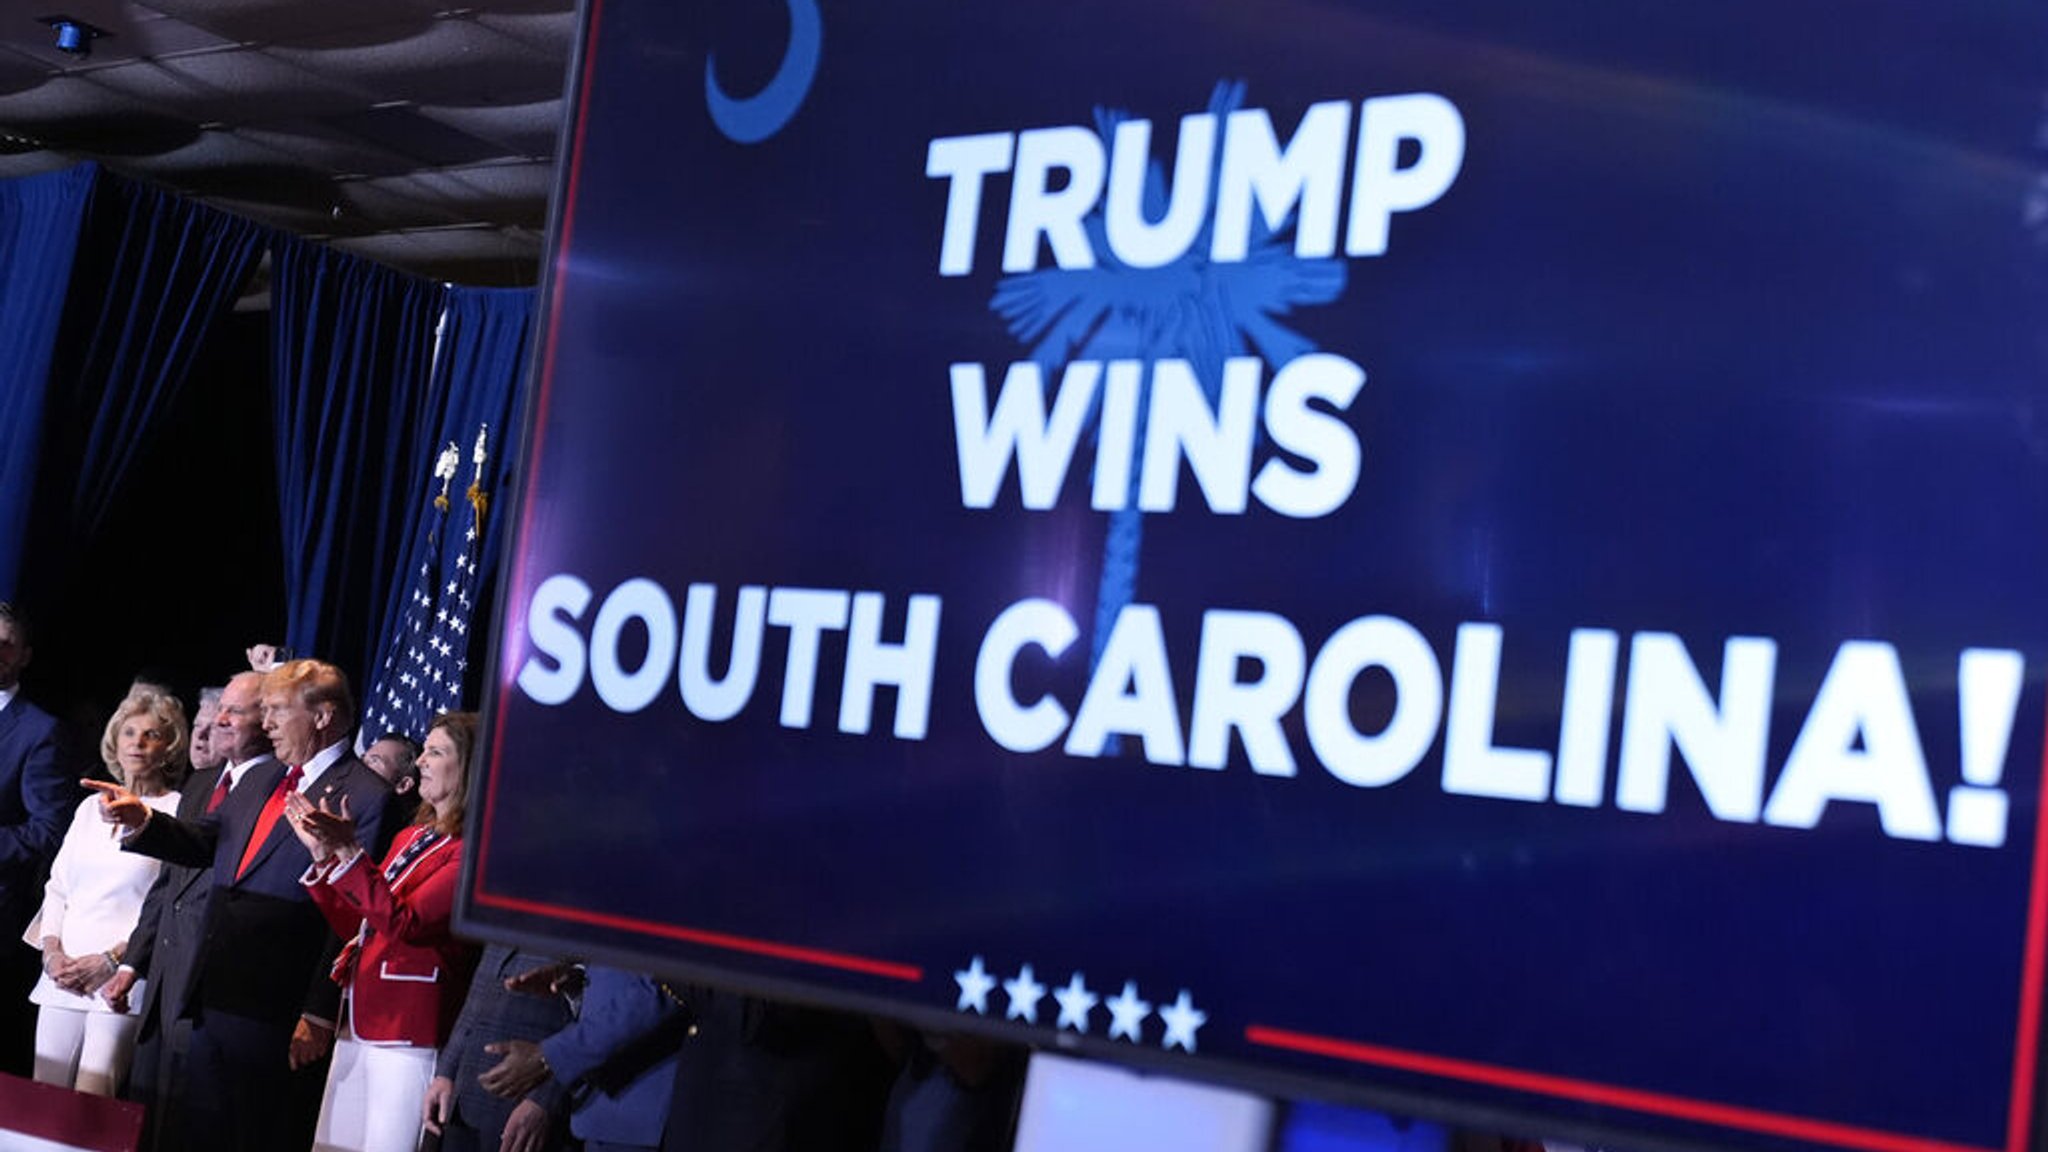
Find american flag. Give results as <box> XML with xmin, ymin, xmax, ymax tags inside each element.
<box><xmin>361</xmin><ymin>427</ymin><xmax>489</xmax><ymax>746</ymax></box>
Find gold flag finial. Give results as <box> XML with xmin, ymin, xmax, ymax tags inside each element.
<box><xmin>466</xmin><ymin>424</ymin><xmax>491</xmax><ymax>519</ymax></box>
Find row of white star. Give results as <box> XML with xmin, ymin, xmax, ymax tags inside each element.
<box><xmin>410</xmin><ymin>636</ymin><xmax>459</xmax><ymax>660</ymax></box>
<box><xmin>953</xmin><ymin>957</ymin><xmax>1207</xmax><ymax>1052</ymax></box>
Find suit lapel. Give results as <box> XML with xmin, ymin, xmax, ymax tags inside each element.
<box><xmin>305</xmin><ymin>760</ymin><xmax>356</xmax><ymax>813</ymax></box>
<box><xmin>167</xmin><ymin>769</ymin><xmax>218</xmax><ymax>898</ymax></box>
<box><xmin>177</xmin><ymin>767</ymin><xmax>221</xmax><ymax>820</ymax></box>
<box><xmin>236</xmin><ymin>758</ymin><xmax>369</xmax><ymax>882</ymax></box>
<box><xmin>224</xmin><ymin>759</ymin><xmax>285</xmax><ymax>884</ymax></box>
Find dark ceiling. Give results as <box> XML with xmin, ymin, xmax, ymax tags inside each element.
<box><xmin>0</xmin><ymin>0</ymin><xmax>575</xmax><ymax>287</ymax></box>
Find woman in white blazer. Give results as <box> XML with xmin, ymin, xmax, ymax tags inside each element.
<box><xmin>24</xmin><ymin>690</ymin><xmax>185</xmax><ymax>1094</ymax></box>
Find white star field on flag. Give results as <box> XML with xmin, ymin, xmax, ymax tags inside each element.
<box><xmin>361</xmin><ymin>424</ymin><xmax>492</xmax><ymax>747</ymax></box>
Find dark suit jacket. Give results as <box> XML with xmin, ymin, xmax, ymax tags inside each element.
<box><xmin>125</xmin><ymin>749</ymin><xmax>392</xmax><ymax>1025</ymax></box>
<box><xmin>123</xmin><ymin>763</ymin><xmax>231</xmax><ymax>1036</ymax></box>
<box><xmin>0</xmin><ymin>694</ymin><xmax>78</xmax><ymax>938</ymax></box>
<box><xmin>438</xmin><ymin>943</ymin><xmax>573</xmax><ymax>1148</ymax></box>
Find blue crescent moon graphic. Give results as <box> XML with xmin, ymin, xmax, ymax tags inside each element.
<box><xmin>705</xmin><ymin>0</ymin><xmax>822</xmax><ymax>144</ymax></box>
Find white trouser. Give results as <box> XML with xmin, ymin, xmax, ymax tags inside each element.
<box><xmin>32</xmin><ymin>1004</ymin><xmax>140</xmax><ymax>1096</ymax></box>
<box><xmin>313</xmin><ymin>1032</ymin><xmax>439</xmax><ymax>1152</ymax></box>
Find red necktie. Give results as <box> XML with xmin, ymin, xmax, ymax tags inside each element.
<box><xmin>236</xmin><ymin>764</ymin><xmax>303</xmax><ymax>879</ymax></box>
<box><xmin>206</xmin><ymin>771</ymin><xmax>231</xmax><ymax>814</ymax></box>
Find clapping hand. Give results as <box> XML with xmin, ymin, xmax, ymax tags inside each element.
<box><xmin>285</xmin><ymin>792</ymin><xmax>357</xmax><ymax>863</ymax></box>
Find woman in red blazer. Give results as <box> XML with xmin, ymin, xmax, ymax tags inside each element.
<box><xmin>290</xmin><ymin>711</ymin><xmax>482</xmax><ymax>1152</ymax></box>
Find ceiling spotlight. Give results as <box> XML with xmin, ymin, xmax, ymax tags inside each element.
<box><xmin>39</xmin><ymin>15</ymin><xmax>105</xmax><ymax>58</ymax></box>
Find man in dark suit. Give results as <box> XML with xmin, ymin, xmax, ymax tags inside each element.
<box><xmin>427</xmin><ymin>944</ymin><xmax>576</xmax><ymax>1152</ymax></box>
<box><xmin>0</xmin><ymin>601</ymin><xmax>78</xmax><ymax>1077</ymax></box>
<box><xmin>105</xmin><ymin>673</ymin><xmax>272</xmax><ymax>1152</ymax></box>
<box><xmin>92</xmin><ymin>658</ymin><xmax>392</xmax><ymax>1152</ymax></box>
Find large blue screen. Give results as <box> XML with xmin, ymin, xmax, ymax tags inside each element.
<box><xmin>464</xmin><ymin>3</ymin><xmax>2048</xmax><ymax>1150</ymax></box>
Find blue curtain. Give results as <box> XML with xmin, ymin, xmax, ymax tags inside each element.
<box><xmin>359</xmin><ymin>285</ymin><xmax>535</xmax><ymax>735</ymax></box>
<box><xmin>51</xmin><ymin>174</ymin><xmax>269</xmax><ymax>541</ymax></box>
<box><xmin>269</xmin><ymin>235</ymin><xmax>448</xmax><ymax>680</ymax></box>
<box><xmin>0</xmin><ymin>165</ymin><xmax>95</xmax><ymax>600</ymax></box>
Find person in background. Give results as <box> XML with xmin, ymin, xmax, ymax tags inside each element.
<box><xmin>0</xmin><ymin>602</ymin><xmax>80</xmax><ymax>1077</ymax></box>
<box><xmin>361</xmin><ymin>732</ymin><xmax>423</xmax><ymax>829</ymax></box>
<box><xmin>26</xmin><ymin>691</ymin><xmax>185</xmax><ymax>1094</ymax></box>
<box><xmin>292</xmin><ymin>712</ymin><xmax>481</xmax><ymax>1152</ymax></box>
<box><xmin>480</xmin><ymin>964</ymin><xmax>691</xmax><ymax>1152</ymax></box>
<box><xmin>427</xmin><ymin>943</ymin><xmax>575</xmax><ymax>1152</ymax></box>
<box><xmin>660</xmin><ymin>992</ymin><xmax>894</xmax><ymax>1152</ymax></box>
<box><xmin>108</xmin><ymin>672</ymin><xmax>270</xmax><ymax>1152</ymax></box>
<box><xmin>185</xmin><ymin>687</ymin><xmax>225</xmax><ymax>776</ymax></box>
<box><xmin>871</xmin><ymin>1024</ymin><xmax>1026</xmax><ymax>1152</ymax></box>
<box><xmin>126</xmin><ymin>672</ymin><xmax>179</xmax><ymax>704</ymax></box>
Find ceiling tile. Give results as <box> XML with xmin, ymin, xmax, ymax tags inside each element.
<box><xmin>237</xmin><ymin>121</ymin><xmax>423</xmax><ymax>179</ymax></box>
<box><xmin>0</xmin><ymin>0</ymin><xmax>570</xmax><ymax>285</ymax></box>
<box><xmin>0</xmin><ymin>74</ymin><xmax>200</xmax><ymax>155</ymax></box>
<box><xmin>120</xmin><ymin>130</ymin><xmax>336</xmax><ymax>201</ymax></box>
<box><xmin>434</xmin><ymin>164</ymin><xmax>550</xmax><ymax>228</ymax></box>
<box><xmin>0</xmin><ymin>46</ymin><xmax>55</xmax><ymax>96</ymax></box>
<box><xmin>416</xmin><ymin>100</ymin><xmax>561</xmax><ymax>159</ymax></box>
<box><xmin>144</xmin><ymin>125</ymin><xmax>301</xmax><ymax>167</ymax></box>
<box><xmin>444</xmin><ymin>160</ymin><xmax>553</xmax><ymax>201</ymax></box>
<box><xmin>70</xmin><ymin>57</ymin><xmax>211</xmax><ymax>104</ymax></box>
<box><xmin>93</xmin><ymin>49</ymin><xmax>369</xmax><ymax>120</ymax></box>
<box><xmin>0</xmin><ymin>73</ymin><xmax>149</xmax><ymax>123</ymax></box>
<box><xmin>469</xmin><ymin>10</ymin><xmax>577</xmax><ymax>55</ymax></box>
<box><xmin>0</xmin><ymin>151</ymin><xmax>78</xmax><ymax>179</ymax></box>
<box><xmin>143</xmin><ymin>0</ymin><xmax>436</xmax><ymax>46</ymax></box>
<box><xmin>405</xmin><ymin>0</ymin><xmax>572</xmax><ymax>16</ymax></box>
<box><xmin>273</xmin><ymin>16</ymin><xmax>563</xmax><ymax>107</ymax></box>
<box><xmin>336</xmin><ymin>172</ymin><xmax>478</xmax><ymax>229</ymax></box>
<box><xmin>0</xmin><ymin>1</ymin><xmax>232</xmax><ymax>70</ymax></box>
<box><xmin>324</xmin><ymin>105</ymin><xmax>508</xmax><ymax>167</ymax></box>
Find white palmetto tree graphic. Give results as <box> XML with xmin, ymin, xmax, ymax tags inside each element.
<box><xmin>992</xmin><ymin>81</ymin><xmax>1348</xmax><ymax>672</ymax></box>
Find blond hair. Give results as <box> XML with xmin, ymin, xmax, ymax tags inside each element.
<box><xmin>261</xmin><ymin>659</ymin><xmax>356</xmax><ymax>733</ymax></box>
<box><xmin>102</xmin><ymin>692</ymin><xmax>188</xmax><ymax>791</ymax></box>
